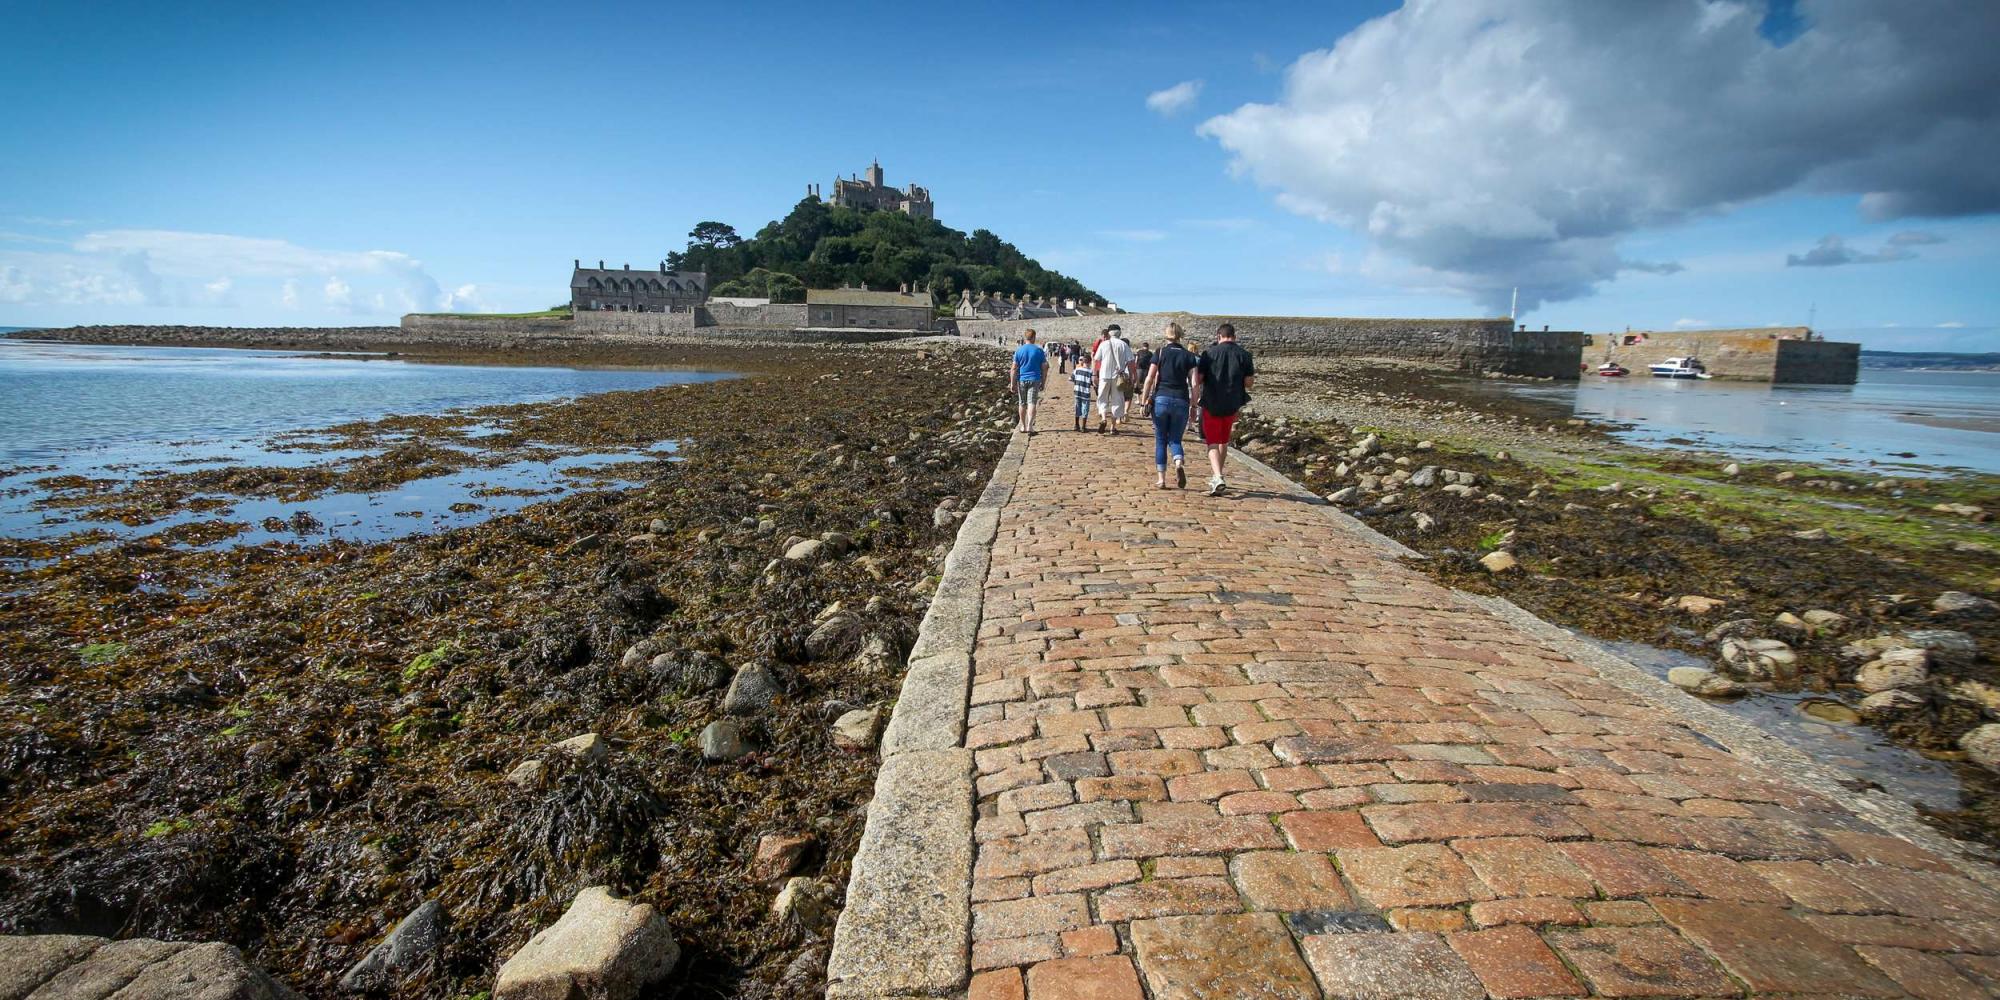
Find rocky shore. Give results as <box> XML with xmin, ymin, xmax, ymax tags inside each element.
<box><xmin>0</xmin><ymin>339</ymin><xmax>1011</xmax><ymax>997</ymax></box>
<box><xmin>1238</xmin><ymin>355</ymin><xmax>2000</xmax><ymax>848</ymax></box>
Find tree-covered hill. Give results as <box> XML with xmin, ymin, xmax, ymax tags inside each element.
<box><xmin>665</xmin><ymin>198</ymin><xmax>1103</xmax><ymax>305</ymax></box>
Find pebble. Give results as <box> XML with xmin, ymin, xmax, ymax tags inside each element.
<box><xmin>1478</xmin><ymin>550</ymin><xmax>1517</xmax><ymax>574</ymax></box>
<box><xmin>1854</xmin><ymin>648</ymin><xmax>1929</xmax><ymax>693</ymax></box>
<box><xmin>752</xmin><ymin>833</ymin><xmax>815</xmax><ymax>883</ymax></box>
<box><xmin>722</xmin><ymin>663</ymin><xmax>782</xmax><ymax>715</ymax></box>
<box><xmin>1961</xmin><ymin>724</ymin><xmax>2000</xmax><ymax>771</ymax></box>
<box><xmin>1718</xmin><ymin>637</ymin><xmax>1796</xmax><ymax>681</ymax></box>
<box><xmin>831</xmin><ymin>707</ymin><xmax>882</xmax><ymax>750</ymax></box>
<box><xmin>552</xmin><ymin>732</ymin><xmax>607</xmax><ymax>763</ymax></box>
<box><xmin>700</xmin><ymin>720</ymin><xmax>753</xmax><ymax>762</ymax></box>
<box><xmin>770</xmin><ymin>877</ymin><xmax>837</xmax><ymax>929</ymax></box>
<box><xmin>1934</xmin><ymin>591</ymin><xmax>1998</xmax><ymax>615</ymax></box>
<box><xmin>784</xmin><ymin>539</ymin><xmax>825</xmax><ymax>562</ymax></box>
<box><xmin>339</xmin><ymin>899</ymin><xmax>447</xmax><ymax>992</ymax></box>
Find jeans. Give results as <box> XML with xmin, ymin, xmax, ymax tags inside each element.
<box><xmin>1152</xmin><ymin>395</ymin><xmax>1189</xmax><ymax>468</ymax></box>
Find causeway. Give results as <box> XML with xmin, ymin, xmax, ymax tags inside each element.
<box><xmin>829</xmin><ymin>383</ymin><xmax>2000</xmax><ymax>999</ymax></box>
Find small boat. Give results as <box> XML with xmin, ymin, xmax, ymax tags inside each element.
<box><xmin>1648</xmin><ymin>357</ymin><xmax>1712</xmax><ymax>379</ymax></box>
<box><xmin>1596</xmin><ymin>362</ymin><xmax>1629</xmax><ymax>377</ymax></box>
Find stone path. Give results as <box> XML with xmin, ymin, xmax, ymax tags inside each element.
<box><xmin>957</xmin><ymin>399</ymin><xmax>2000</xmax><ymax>999</ymax></box>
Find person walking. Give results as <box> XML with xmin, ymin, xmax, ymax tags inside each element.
<box><xmin>1069</xmin><ymin>346</ymin><xmax>1095</xmax><ymax>432</ymax></box>
<box><xmin>1090</xmin><ymin>324</ymin><xmax>1136</xmax><ymax>434</ymax></box>
<box><xmin>1192</xmin><ymin>322</ymin><xmax>1255</xmax><ymax>495</ymax></box>
<box><xmin>1011</xmin><ymin>328</ymin><xmax>1048</xmax><ymax>436</ymax></box>
<box><xmin>1132</xmin><ymin>341</ymin><xmax>1154</xmax><ymax>392</ymax></box>
<box><xmin>1139</xmin><ymin>323</ymin><xmax>1199</xmax><ymax>489</ymax></box>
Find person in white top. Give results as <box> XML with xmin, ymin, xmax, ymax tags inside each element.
<box><xmin>1090</xmin><ymin>325</ymin><xmax>1136</xmax><ymax>434</ymax></box>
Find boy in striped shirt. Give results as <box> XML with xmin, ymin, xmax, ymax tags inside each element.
<box><xmin>1070</xmin><ymin>359</ymin><xmax>1095</xmax><ymax>432</ymax></box>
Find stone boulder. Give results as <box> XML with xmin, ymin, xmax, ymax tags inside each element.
<box><xmin>770</xmin><ymin>877</ymin><xmax>838</xmax><ymax>930</ymax></box>
<box><xmin>1719</xmin><ymin>638</ymin><xmax>1797</xmax><ymax>681</ymax></box>
<box><xmin>1960</xmin><ymin>724</ymin><xmax>2000</xmax><ymax>771</ymax></box>
<box><xmin>1667</xmin><ymin>666</ymin><xmax>1742</xmax><ymax>698</ymax></box>
<box><xmin>700</xmin><ymin>720</ymin><xmax>752</xmax><ymax>762</ymax></box>
<box><xmin>752</xmin><ymin>834</ymin><xmax>814</xmax><ymax>883</ymax></box>
<box><xmin>1934</xmin><ymin>591</ymin><xmax>1999</xmax><ymax>616</ymax></box>
<box><xmin>1903</xmin><ymin>629</ymin><xmax>1980</xmax><ymax>669</ymax></box>
<box><xmin>1859</xmin><ymin>689</ymin><xmax>1926</xmax><ymax>717</ymax></box>
<box><xmin>804</xmin><ymin>615</ymin><xmax>858</xmax><ymax>661</ymax></box>
<box><xmin>494</xmin><ymin>886</ymin><xmax>678</xmax><ymax>1000</ymax></box>
<box><xmin>1673</xmin><ymin>596</ymin><xmax>1725</xmax><ymax>615</ymax></box>
<box><xmin>552</xmin><ymin>733</ymin><xmax>607</xmax><ymax>764</ymax></box>
<box><xmin>1705</xmin><ymin>618</ymin><xmax>1766</xmax><ymax>643</ymax></box>
<box><xmin>852</xmin><ymin>634</ymin><xmax>899</xmax><ymax>676</ymax></box>
<box><xmin>1854</xmin><ymin>648</ymin><xmax>1929</xmax><ymax>693</ymax></box>
<box><xmin>339</xmin><ymin>900</ymin><xmax>447</xmax><ymax>991</ymax></box>
<box><xmin>722</xmin><ymin>663</ymin><xmax>781</xmax><ymax>715</ymax></box>
<box><xmin>784</xmin><ymin>539</ymin><xmax>824</xmax><ymax>562</ymax></box>
<box><xmin>0</xmin><ymin>936</ymin><xmax>300</xmax><ymax>1000</ymax></box>
<box><xmin>1479</xmin><ymin>551</ymin><xmax>1517</xmax><ymax>574</ymax></box>
<box><xmin>831</xmin><ymin>707</ymin><xmax>882</xmax><ymax>751</ymax></box>
<box><xmin>1801</xmin><ymin>609</ymin><xmax>1849</xmax><ymax>633</ymax></box>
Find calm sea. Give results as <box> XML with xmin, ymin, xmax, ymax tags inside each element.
<box><xmin>0</xmin><ymin>338</ymin><xmax>732</xmax><ymax>546</ymax></box>
<box><xmin>1492</xmin><ymin>368</ymin><xmax>2000</xmax><ymax>474</ymax></box>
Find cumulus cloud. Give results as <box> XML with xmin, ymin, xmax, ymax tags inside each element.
<box><xmin>1145</xmin><ymin>80</ymin><xmax>1203</xmax><ymax>116</ymax></box>
<box><xmin>1673</xmin><ymin>318</ymin><xmax>1712</xmax><ymax>329</ymax></box>
<box><xmin>1886</xmin><ymin>230</ymin><xmax>1946</xmax><ymax>247</ymax></box>
<box><xmin>1785</xmin><ymin>234</ymin><xmax>1914</xmax><ymax>267</ymax></box>
<box><xmin>1198</xmin><ymin>1</ymin><xmax>2000</xmax><ymax>313</ymax></box>
<box><xmin>0</xmin><ymin>229</ymin><xmax>468</xmax><ymax>317</ymax></box>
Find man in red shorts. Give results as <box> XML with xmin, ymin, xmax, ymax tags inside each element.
<box><xmin>1192</xmin><ymin>322</ymin><xmax>1255</xmax><ymax>496</ymax></box>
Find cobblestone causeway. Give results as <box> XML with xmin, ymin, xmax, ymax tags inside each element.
<box><xmin>959</xmin><ymin>400</ymin><xmax>2000</xmax><ymax>999</ymax></box>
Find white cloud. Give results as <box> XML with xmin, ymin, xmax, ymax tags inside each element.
<box><xmin>1145</xmin><ymin>79</ymin><xmax>1204</xmax><ymax>116</ymax></box>
<box><xmin>1673</xmin><ymin>318</ymin><xmax>1711</xmax><ymax>329</ymax></box>
<box><xmin>0</xmin><ymin>229</ymin><xmax>464</xmax><ymax>318</ymax></box>
<box><xmin>1785</xmin><ymin>234</ymin><xmax>1914</xmax><ymax>267</ymax></box>
<box><xmin>1198</xmin><ymin>2</ymin><xmax>2000</xmax><ymax>313</ymax></box>
<box><xmin>1939</xmin><ymin>321</ymin><xmax>1967</xmax><ymax>328</ymax></box>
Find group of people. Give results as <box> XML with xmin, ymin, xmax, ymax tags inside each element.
<box><xmin>1009</xmin><ymin>322</ymin><xmax>1256</xmax><ymax>496</ymax></box>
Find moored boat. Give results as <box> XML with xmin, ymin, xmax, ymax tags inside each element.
<box><xmin>1648</xmin><ymin>357</ymin><xmax>1711</xmax><ymax>379</ymax></box>
<box><xmin>1597</xmin><ymin>362</ymin><xmax>1629</xmax><ymax>377</ymax></box>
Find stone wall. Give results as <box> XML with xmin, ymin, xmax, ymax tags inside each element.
<box><xmin>956</xmin><ymin>312</ymin><xmax>1582</xmax><ymax>378</ymax></box>
<box><xmin>699</xmin><ymin>302</ymin><xmax>809</xmax><ymax>328</ymax></box>
<box><xmin>570</xmin><ymin>310</ymin><xmax>700</xmax><ymax>336</ymax></box>
<box><xmin>1592</xmin><ymin>328</ymin><xmax>1858</xmax><ymax>383</ymax></box>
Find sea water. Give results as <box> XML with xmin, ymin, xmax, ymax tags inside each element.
<box><xmin>0</xmin><ymin>339</ymin><xmax>733</xmax><ymax>547</ymax></box>
<box><xmin>1495</xmin><ymin>369</ymin><xmax>2000</xmax><ymax>474</ymax></box>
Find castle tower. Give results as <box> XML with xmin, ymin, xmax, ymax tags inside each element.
<box><xmin>867</xmin><ymin>158</ymin><xmax>884</xmax><ymax>188</ymax></box>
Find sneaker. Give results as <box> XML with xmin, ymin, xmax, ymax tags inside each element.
<box><xmin>1175</xmin><ymin>462</ymin><xmax>1187</xmax><ymax>489</ymax></box>
<box><xmin>1207</xmin><ymin>477</ymin><xmax>1226</xmax><ymax>496</ymax></box>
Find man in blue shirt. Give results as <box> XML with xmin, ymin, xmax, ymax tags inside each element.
<box><xmin>1011</xmin><ymin>328</ymin><xmax>1048</xmax><ymax>436</ymax></box>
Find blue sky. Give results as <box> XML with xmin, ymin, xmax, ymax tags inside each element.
<box><xmin>1</xmin><ymin>0</ymin><xmax>1995</xmax><ymax>350</ymax></box>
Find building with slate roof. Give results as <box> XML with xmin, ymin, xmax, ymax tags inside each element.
<box><xmin>805</xmin><ymin>285</ymin><xmax>933</xmax><ymax>331</ymax></box>
<box><xmin>807</xmin><ymin>159</ymin><xmax>933</xmax><ymax>219</ymax></box>
<box><xmin>570</xmin><ymin>260</ymin><xmax>708</xmax><ymax>313</ymax></box>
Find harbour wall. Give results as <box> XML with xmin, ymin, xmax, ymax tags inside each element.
<box><xmin>956</xmin><ymin>313</ymin><xmax>1584</xmax><ymax>379</ymax></box>
<box><xmin>1591</xmin><ymin>328</ymin><xmax>1859</xmax><ymax>384</ymax></box>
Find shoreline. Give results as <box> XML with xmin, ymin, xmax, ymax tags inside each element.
<box><xmin>0</xmin><ymin>338</ymin><xmax>1011</xmax><ymax>997</ymax></box>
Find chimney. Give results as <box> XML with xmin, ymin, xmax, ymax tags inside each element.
<box><xmin>598</xmin><ymin>260</ymin><xmax>605</xmax><ymax>269</ymax></box>
<box><xmin>660</xmin><ymin>261</ymin><xmax>667</xmax><ymax>273</ymax></box>
<box><xmin>573</xmin><ymin>258</ymin><xmax>580</xmax><ymax>269</ymax></box>
<box><xmin>623</xmin><ymin>263</ymin><xmax>630</xmax><ymax>270</ymax></box>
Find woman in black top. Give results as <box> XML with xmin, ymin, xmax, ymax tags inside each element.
<box><xmin>1140</xmin><ymin>323</ymin><xmax>1200</xmax><ymax>489</ymax></box>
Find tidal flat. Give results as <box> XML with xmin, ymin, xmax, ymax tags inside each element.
<box><xmin>1244</xmin><ymin>356</ymin><xmax>2000</xmax><ymax>850</ymax></box>
<box><xmin>0</xmin><ymin>339</ymin><xmax>1010</xmax><ymax>997</ymax></box>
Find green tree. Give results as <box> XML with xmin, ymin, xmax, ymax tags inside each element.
<box><xmin>688</xmin><ymin>221</ymin><xmax>741</xmax><ymax>250</ymax></box>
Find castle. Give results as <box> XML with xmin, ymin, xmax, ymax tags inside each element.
<box><xmin>808</xmin><ymin>159</ymin><xmax>933</xmax><ymax>219</ymax></box>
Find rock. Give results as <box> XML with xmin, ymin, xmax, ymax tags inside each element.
<box><xmin>552</xmin><ymin>733</ymin><xmax>607</xmax><ymax>763</ymax></box>
<box><xmin>650</xmin><ymin>651</ymin><xmax>728</xmax><ymax>691</ymax></box>
<box><xmin>770</xmin><ymin>877</ymin><xmax>837</xmax><ymax>930</ymax></box>
<box><xmin>494</xmin><ymin>886</ymin><xmax>678</xmax><ymax>1000</ymax></box>
<box><xmin>1357</xmin><ymin>474</ymin><xmax>1383</xmax><ymax>492</ymax></box>
<box><xmin>1903</xmin><ymin>629</ymin><xmax>1980</xmax><ymax>669</ymax></box>
<box><xmin>1773</xmin><ymin>471</ymin><xmax>1796</xmax><ymax>483</ymax></box>
<box><xmin>1798</xmin><ymin>700</ymin><xmax>1862</xmax><ymax>725</ymax></box>
<box><xmin>506</xmin><ymin>759</ymin><xmax>545</xmax><ymax>788</ymax></box>
<box><xmin>649</xmin><ymin>518</ymin><xmax>669</xmax><ymax>534</ymax></box>
<box><xmin>805</xmin><ymin>614</ymin><xmax>857</xmax><ymax>660</ymax></box>
<box><xmin>1960</xmin><ymin>724</ymin><xmax>2000</xmax><ymax>771</ymax></box>
<box><xmin>1719</xmin><ymin>638</ymin><xmax>1797</xmax><ymax>681</ymax></box>
<box><xmin>1673</xmin><ymin>595</ymin><xmax>1725</xmax><ymax>615</ymax></box>
<box><xmin>1327</xmin><ymin>487</ymin><xmax>1359</xmax><ymax>505</ymax></box>
<box><xmin>625</xmin><ymin>533</ymin><xmax>659</xmax><ymax>546</ymax></box>
<box><xmin>1773</xmin><ymin>612</ymin><xmax>1808</xmax><ymax>634</ymax></box>
<box><xmin>1952</xmin><ymin>679</ymin><xmax>2000</xmax><ymax>714</ymax></box>
<box><xmin>1355</xmin><ymin>433</ymin><xmax>1380</xmax><ymax>457</ymax></box>
<box><xmin>784</xmin><ymin>539</ymin><xmax>825</xmax><ymax>562</ymax></box>
<box><xmin>1792</xmin><ymin>528</ymin><xmax>1829</xmax><ymax>541</ymax></box>
<box><xmin>1859</xmin><ymin>689</ymin><xmax>1926</xmax><ymax>716</ymax></box>
<box><xmin>1855</xmin><ymin>648</ymin><xmax>1930</xmax><ymax>692</ymax></box>
<box><xmin>831</xmin><ymin>707</ymin><xmax>882</xmax><ymax>750</ymax></box>
<box><xmin>752</xmin><ymin>834</ymin><xmax>815</xmax><ymax>883</ymax></box>
<box><xmin>756</xmin><ymin>518</ymin><xmax>776</xmax><ymax>536</ymax></box>
<box><xmin>852</xmin><ymin>634</ymin><xmax>898</xmax><ymax>675</ymax></box>
<box><xmin>932</xmin><ymin>507</ymin><xmax>958</xmax><ymax>529</ymax></box>
<box><xmin>1668</xmin><ymin>666</ymin><xmax>1742</xmax><ymax>698</ymax></box>
<box><xmin>1415</xmin><ymin>440</ymin><xmax>1434</xmax><ymax>451</ymax></box>
<box><xmin>1933</xmin><ymin>502</ymin><xmax>1985</xmax><ymax>518</ymax></box>
<box><xmin>340</xmin><ymin>900</ymin><xmax>447</xmax><ymax>991</ymax></box>
<box><xmin>1951</xmin><ymin>540</ymin><xmax>1995</xmax><ymax>555</ymax></box>
<box><xmin>1722</xmin><ymin>463</ymin><xmax>1741</xmax><ymax>476</ymax></box>
<box><xmin>1410</xmin><ymin>512</ymin><xmax>1435</xmax><ymax>533</ymax></box>
<box><xmin>1801</xmin><ymin>609</ymin><xmax>1849</xmax><ymax>633</ymax></box>
<box><xmin>1934</xmin><ymin>591</ymin><xmax>1999</xmax><ymax>615</ymax></box>
<box><xmin>1479</xmin><ymin>551</ymin><xmax>1518</xmax><ymax>574</ymax></box>
<box><xmin>1705</xmin><ymin>618</ymin><xmax>1766</xmax><ymax>643</ymax></box>
<box><xmin>819</xmin><ymin>532</ymin><xmax>855</xmax><ymax>555</ymax></box>
<box><xmin>1839</xmin><ymin>635</ymin><xmax>1908</xmax><ymax>663</ymax></box>
<box><xmin>1407</xmin><ymin>466</ymin><xmax>1439</xmax><ymax>488</ymax></box>
<box><xmin>700</xmin><ymin>720</ymin><xmax>753</xmax><ymax>762</ymax></box>
<box><xmin>722</xmin><ymin>663</ymin><xmax>781</xmax><ymax>715</ymax></box>
<box><xmin>620</xmin><ymin>638</ymin><xmax>667</xmax><ymax>671</ymax></box>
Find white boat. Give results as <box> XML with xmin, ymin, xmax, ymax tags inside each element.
<box><xmin>1648</xmin><ymin>357</ymin><xmax>1712</xmax><ymax>379</ymax></box>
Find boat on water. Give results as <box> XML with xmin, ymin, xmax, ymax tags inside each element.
<box><xmin>1648</xmin><ymin>357</ymin><xmax>1712</xmax><ymax>379</ymax></box>
<box><xmin>1596</xmin><ymin>362</ymin><xmax>1630</xmax><ymax>377</ymax></box>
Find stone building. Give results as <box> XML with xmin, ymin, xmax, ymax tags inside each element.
<box><xmin>808</xmin><ymin>159</ymin><xmax>933</xmax><ymax>219</ymax></box>
<box><xmin>806</xmin><ymin>286</ymin><xmax>933</xmax><ymax>331</ymax></box>
<box><xmin>570</xmin><ymin>260</ymin><xmax>708</xmax><ymax>313</ymax></box>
